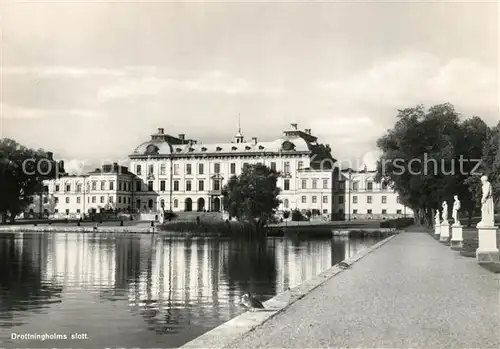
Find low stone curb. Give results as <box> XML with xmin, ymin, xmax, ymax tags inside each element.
<box><xmin>179</xmin><ymin>234</ymin><xmax>398</xmax><ymax>349</ymax></box>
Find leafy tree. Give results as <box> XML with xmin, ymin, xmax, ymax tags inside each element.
<box><xmin>375</xmin><ymin>104</ymin><xmax>489</xmax><ymax>227</ymax></box>
<box><xmin>222</xmin><ymin>163</ymin><xmax>281</xmax><ymax>225</ymax></box>
<box><xmin>0</xmin><ymin>138</ymin><xmax>64</xmax><ymax>223</ymax></box>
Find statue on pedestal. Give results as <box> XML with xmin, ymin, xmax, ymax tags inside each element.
<box><xmin>452</xmin><ymin>195</ymin><xmax>461</xmax><ymax>226</ymax></box>
<box><xmin>478</xmin><ymin>175</ymin><xmax>495</xmax><ymax>227</ymax></box>
<box><xmin>441</xmin><ymin>201</ymin><xmax>448</xmax><ymax>224</ymax></box>
<box><xmin>434</xmin><ymin>210</ymin><xmax>440</xmax><ymax>226</ymax></box>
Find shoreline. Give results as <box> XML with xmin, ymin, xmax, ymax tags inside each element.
<box><xmin>178</xmin><ymin>234</ymin><xmax>397</xmax><ymax>349</ymax></box>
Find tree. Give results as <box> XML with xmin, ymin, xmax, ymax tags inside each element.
<box><xmin>222</xmin><ymin>163</ymin><xmax>281</xmax><ymax>225</ymax></box>
<box><xmin>375</xmin><ymin>104</ymin><xmax>489</xmax><ymax>227</ymax></box>
<box><xmin>0</xmin><ymin>138</ymin><xmax>64</xmax><ymax>223</ymax></box>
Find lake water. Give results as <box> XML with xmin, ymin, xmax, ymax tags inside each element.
<box><xmin>0</xmin><ymin>232</ymin><xmax>381</xmax><ymax>348</ymax></box>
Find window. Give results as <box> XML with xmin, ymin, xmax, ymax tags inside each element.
<box><xmin>213</xmin><ymin>179</ymin><xmax>220</xmax><ymax>191</ymax></box>
<box><xmin>100</xmin><ymin>196</ymin><xmax>105</xmax><ymax>203</ymax></box>
<box><xmin>173</xmin><ymin>181</ymin><xmax>179</xmax><ymax>191</ymax></box>
<box><xmin>352</xmin><ymin>182</ymin><xmax>359</xmax><ymax>191</ymax></box>
<box><xmin>128</xmin><ymin>197</ymin><xmax>131</xmax><ymax>204</ymax></box>
<box><xmin>312</xmin><ymin>179</ymin><xmax>317</xmax><ymax>189</ymax></box>
<box><xmin>186</xmin><ymin>180</ymin><xmax>192</xmax><ymax>191</ymax></box>
<box><xmin>92</xmin><ymin>196</ymin><xmax>96</xmax><ymax>203</ymax></box>
<box><xmin>77</xmin><ymin>209</ymin><xmax>81</xmax><ymax>213</ymax></box>
<box><xmin>323</xmin><ymin>196</ymin><xmax>328</xmax><ymax>203</ymax></box>
<box><xmin>230</xmin><ymin>163</ymin><xmax>236</xmax><ymax>174</ymax></box>
<box><xmin>160</xmin><ymin>180</ymin><xmax>166</xmax><ymax>191</ymax></box>
<box><xmin>339</xmin><ymin>182</ymin><xmax>345</xmax><ymax>190</ymax></box>
<box><xmin>284</xmin><ymin>179</ymin><xmax>290</xmax><ymax>191</ymax></box>
<box><xmin>91</xmin><ymin>181</ymin><xmax>97</xmax><ymax>190</ymax></box>
<box><xmin>301</xmin><ymin>196</ymin><xmax>307</xmax><ymax>203</ymax></box>
<box><xmin>43</xmin><ymin>185</ymin><xmax>49</xmax><ymax>192</ymax></box>
<box><xmin>101</xmin><ymin>181</ymin><xmax>105</xmax><ymax>190</ymax></box>
<box><xmin>148</xmin><ymin>181</ymin><xmax>153</xmax><ymax>191</ymax></box>
<box><xmin>284</xmin><ymin>161</ymin><xmax>290</xmax><ymax>174</ymax></box>
<box><xmin>284</xmin><ymin>199</ymin><xmax>289</xmax><ymax>208</ymax></box>
<box><xmin>173</xmin><ymin>164</ymin><xmax>179</xmax><ymax>175</ymax></box>
<box><xmin>214</xmin><ymin>163</ymin><xmax>220</xmax><ymax>174</ymax></box>
<box><xmin>160</xmin><ymin>164</ymin><xmax>166</xmax><ymax>175</ymax></box>
<box><xmin>109</xmin><ymin>181</ymin><xmax>114</xmax><ymax>190</ymax></box>
<box><xmin>118</xmin><ymin>197</ymin><xmax>122</xmax><ymax>203</ymax></box>
<box><xmin>65</xmin><ymin>209</ymin><xmax>69</xmax><ymax>215</ymax></box>
<box><xmin>367</xmin><ymin>182</ymin><xmax>373</xmax><ymax>191</ymax></box>
<box><xmin>135</xmin><ymin>180</ymin><xmax>141</xmax><ymax>192</ymax></box>
<box><xmin>136</xmin><ymin>199</ymin><xmax>140</xmax><ymax>209</ymax></box>
<box><xmin>43</xmin><ymin>197</ymin><xmax>48</xmax><ymax>204</ymax></box>
<box><xmin>66</xmin><ymin>197</ymin><xmax>70</xmax><ymax>204</ymax></box>
<box><xmin>339</xmin><ymin>196</ymin><xmax>344</xmax><ymax>204</ymax></box>
<box><xmin>198</xmin><ymin>163</ymin><xmax>204</xmax><ymax>175</ymax></box>
<box><xmin>186</xmin><ymin>164</ymin><xmax>192</xmax><ymax>175</ymax></box>
<box><xmin>323</xmin><ymin>179</ymin><xmax>328</xmax><ymax>189</ymax></box>
<box><xmin>136</xmin><ymin>165</ymin><xmax>142</xmax><ymax>175</ymax></box>
<box><xmin>270</xmin><ymin>162</ymin><xmax>276</xmax><ymax>171</ymax></box>
<box><xmin>109</xmin><ymin>196</ymin><xmax>114</xmax><ymax>203</ymax></box>
<box><xmin>243</xmin><ymin>162</ymin><xmax>249</xmax><ymax>169</ymax></box>
<box><xmin>367</xmin><ymin>209</ymin><xmax>372</xmax><ymax>214</ymax></box>
<box><xmin>119</xmin><ymin>182</ymin><xmax>122</xmax><ymax>191</ymax></box>
<box><xmin>301</xmin><ymin>180</ymin><xmax>307</xmax><ymax>189</ymax></box>
<box><xmin>148</xmin><ymin>164</ymin><xmax>154</xmax><ymax>175</ymax></box>
<box><xmin>77</xmin><ymin>197</ymin><xmax>80</xmax><ymax>204</ymax></box>
<box><xmin>55</xmin><ymin>185</ymin><xmax>60</xmax><ymax>192</ymax></box>
<box><xmin>382</xmin><ymin>196</ymin><xmax>387</xmax><ymax>204</ymax></box>
<box><xmin>54</xmin><ymin>209</ymin><xmax>58</xmax><ymax>213</ymax></box>
<box><xmin>174</xmin><ymin>199</ymin><xmax>178</xmax><ymax>208</ymax></box>
<box><xmin>396</xmin><ymin>196</ymin><xmax>400</xmax><ymax>204</ymax></box>
<box><xmin>382</xmin><ymin>182</ymin><xmax>388</xmax><ymax>190</ymax></box>
<box><xmin>397</xmin><ymin>209</ymin><xmax>402</xmax><ymax>214</ymax></box>
<box><xmin>353</xmin><ymin>209</ymin><xmax>358</xmax><ymax>214</ymax></box>
<box><xmin>353</xmin><ymin>196</ymin><xmax>358</xmax><ymax>203</ymax></box>
<box><xmin>367</xmin><ymin>196</ymin><xmax>372</xmax><ymax>204</ymax></box>
<box><xmin>55</xmin><ymin>197</ymin><xmax>59</xmax><ymax>204</ymax></box>
<box><xmin>323</xmin><ymin>209</ymin><xmax>328</xmax><ymax>214</ymax></box>
<box><xmin>298</xmin><ymin>161</ymin><xmax>303</xmax><ymax>170</ymax></box>
<box><xmin>312</xmin><ymin>196</ymin><xmax>317</xmax><ymax>203</ymax></box>
<box><xmin>382</xmin><ymin>209</ymin><xmax>387</xmax><ymax>214</ymax></box>
<box><xmin>66</xmin><ymin>184</ymin><xmax>71</xmax><ymax>192</ymax></box>
<box><xmin>198</xmin><ymin>180</ymin><xmax>204</xmax><ymax>191</ymax></box>
<box><xmin>76</xmin><ymin>184</ymin><xmax>82</xmax><ymax>192</ymax></box>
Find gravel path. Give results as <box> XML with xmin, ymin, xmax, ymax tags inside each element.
<box><xmin>227</xmin><ymin>232</ymin><xmax>500</xmax><ymax>349</ymax></box>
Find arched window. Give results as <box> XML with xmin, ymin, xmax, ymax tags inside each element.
<box><xmin>174</xmin><ymin>199</ymin><xmax>178</xmax><ymax>208</ymax></box>
<box><xmin>160</xmin><ymin>199</ymin><xmax>165</xmax><ymax>208</ymax></box>
<box><xmin>284</xmin><ymin>199</ymin><xmax>289</xmax><ymax>209</ymax></box>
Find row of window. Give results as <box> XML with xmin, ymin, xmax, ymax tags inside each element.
<box><xmin>352</xmin><ymin>195</ymin><xmax>399</xmax><ymax>204</ymax></box>
<box><xmin>296</xmin><ymin>196</ymin><xmax>329</xmax><ymax>205</ymax></box>
<box><xmin>136</xmin><ymin>160</ymin><xmax>306</xmax><ymax>177</ymax></box>
<box><xmin>301</xmin><ymin>179</ymin><xmax>330</xmax><ymax>190</ymax></box>
<box><xmin>137</xmin><ymin>179</ymin><xmax>222</xmax><ymax>192</ymax></box>
<box><xmin>352</xmin><ymin>209</ymin><xmax>404</xmax><ymax>214</ymax></box>
<box><xmin>50</xmin><ymin>196</ymin><xmax>132</xmax><ymax>205</ymax></box>
<box><xmin>52</xmin><ymin>181</ymin><xmax>132</xmax><ymax>192</ymax></box>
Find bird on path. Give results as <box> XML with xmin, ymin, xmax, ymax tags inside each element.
<box><xmin>337</xmin><ymin>261</ymin><xmax>351</xmax><ymax>269</ymax></box>
<box><xmin>240</xmin><ymin>292</ymin><xmax>265</xmax><ymax>311</ymax></box>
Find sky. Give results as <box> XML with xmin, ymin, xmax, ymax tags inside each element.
<box><xmin>1</xmin><ymin>0</ymin><xmax>498</xmax><ymax>173</ymax></box>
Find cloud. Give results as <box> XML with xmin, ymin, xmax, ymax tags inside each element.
<box><xmin>312</xmin><ymin>51</ymin><xmax>498</xmax><ymax>156</ymax></box>
<box><xmin>0</xmin><ymin>103</ymin><xmax>105</xmax><ymax>120</ymax></box>
<box><xmin>2</xmin><ymin>66</ymin><xmax>126</xmax><ymax>78</ymax></box>
<box><xmin>96</xmin><ymin>70</ymin><xmax>282</xmax><ymax>102</ymax></box>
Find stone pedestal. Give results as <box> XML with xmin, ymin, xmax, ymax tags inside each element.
<box><xmin>476</xmin><ymin>225</ymin><xmax>499</xmax><ymax>263</ymax></box>
<box><xmin>450</xmin><ymin>224</ymin><xmax>463</xmax><ymax>250</ymax></box>
<box><xmin>434</xmin><ymin>225</ymin><xmax>441</xmax><ymax>239</ymax></box>
<box><xmin>440</xmin><ymin>223</ymin><xmax>450</xmax><ymax>243</ymax></box>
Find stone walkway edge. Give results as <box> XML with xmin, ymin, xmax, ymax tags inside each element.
<box><xmin>179</xmin><ymin>234</ymin><xmax>398</xmax><ymax>349</ymax></box>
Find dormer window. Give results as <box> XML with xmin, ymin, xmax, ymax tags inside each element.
<box><xmin>232</xmin><ymin>146</ymin><xmax>237</xmax><ymax>151</ymax></box>
<box><xmin>216</xmin><ymin>146</ymin><xmax>222</xmax><ymax>151</ymax></box>
<box><xmin>258</xmin><ymin>145</ymin><xmax>264</xmax><ymax>150</ymax></box>
<box><xmin>188</xmin><ymin>147</ymin><xmax>194</xmax><ymax>152</ymax></box>
<box><xmin>201</xmin><ymin>147</ymin><xmax>207</xmax><ymax>151</ymax></box>
<box><xmin>176</xmin><ymin>148</ymin><xmax>182</xmax><ymax>152</ymax></box>
<box><xmin>245</xmin><ymin>146</ymin><xmax>251</xmax><ymax>150</ymax></box>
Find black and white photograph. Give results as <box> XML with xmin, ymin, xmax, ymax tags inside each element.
<box><xmin>0</xmin><ymin>1</ymin><xmax>499</xmax><ymax>348</ymax></box>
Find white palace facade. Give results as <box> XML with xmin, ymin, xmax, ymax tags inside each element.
<box><xmin>28</xmin><ymin>123</ymin><xmax>412</xmax><ymax>220</ymax></box>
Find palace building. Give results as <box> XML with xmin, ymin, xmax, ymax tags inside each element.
<box><xmin>27</xmin><ymin>123</ymin><xmax>412</xmax><ymax>220</ymax></box>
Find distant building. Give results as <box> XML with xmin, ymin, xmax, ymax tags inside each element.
<box><xmin>26</xmin><ymin>124</ymin><xmax>411</xmax><ymax>220</ymax></box>
<box><xmin>335</xmin><ymin>168</ymin><xmax>413</xmax><ymax>220</ymax></box>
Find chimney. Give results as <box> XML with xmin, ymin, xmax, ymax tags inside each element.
<box><xmin>252</xmin><ymin>137</ymin><xmax>258</xmax><ymax>145</ymax></box>
<box><xmin>178</xmin><ymin>133</ymin><xmax>185</xmax><ymax>140</ymax></box>
<box><xmin>158</xmin><ymin>128</ymin><xmax>164</xmax><ymax>134</ymax></box>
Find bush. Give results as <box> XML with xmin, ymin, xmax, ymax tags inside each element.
<box><xmin>164</xmin><ymin>211</ymin><xmax>178</xmax><ymax>221</ymax></box>
<box><xmin>380</xmin><ymin>217</ymin><xmax>414</xmax><ymax>229</ymax></box>
<box><xmin>157</xmin><ymin>220</ymin><xmax>265</xmax><ymax>237</ymax></box>
<box><xmin>283</xmin><ymin>210</ymin><xmax>290</xmax><ymax>219</ymax></box>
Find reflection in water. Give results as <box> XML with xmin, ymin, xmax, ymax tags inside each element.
<box><xmin>0</xmin><ymin>232</ymin><xmax>380</xmax><ymax>348</ymax></box>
